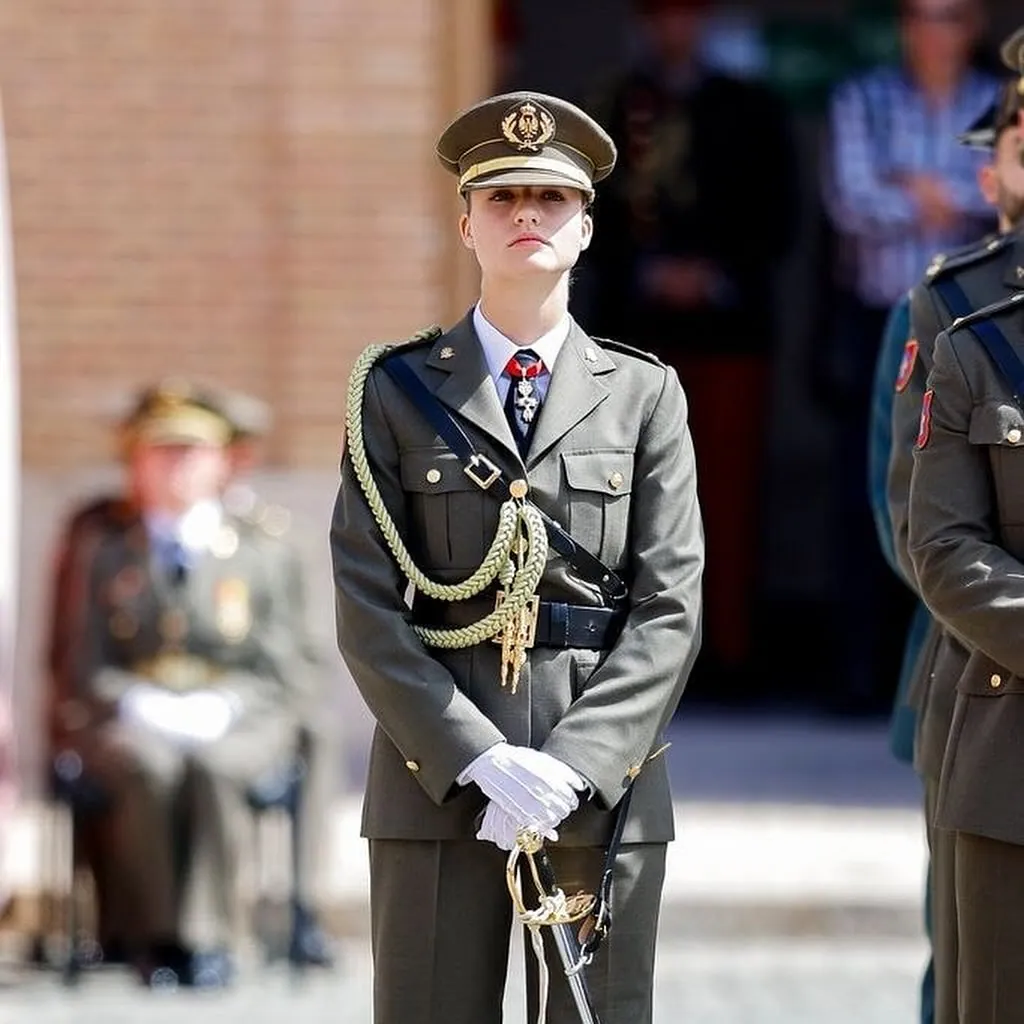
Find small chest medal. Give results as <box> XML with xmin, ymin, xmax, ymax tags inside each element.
<box><xmin>514</xmin><ymin>378</ymin><xmax>540</xmax><ymax>424</ymax></box>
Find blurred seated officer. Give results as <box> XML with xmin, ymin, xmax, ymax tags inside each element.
<box><xmin>220</xmin><ymin>391</ymin><xmax>338</xmax><ymax>968</ymax></box>
<box><xmin>48</xmin><ymin>380</ymin><xmax>302</xmax><ymax>988</ymax></box>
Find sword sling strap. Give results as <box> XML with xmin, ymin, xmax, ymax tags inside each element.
<box><xmin>934</xmin><ymin>277</ymin><xmax>1024</xmax><ymax>401</ymax></box>
<box><xmin>381</xmin><ymin>355</ymin><xmax>628</xmax><ymax>606</ymax></box>
<box><xmin>575</xmin><ymin>779</ymin><xmax>634</xmax><ymax>961</ymax></box>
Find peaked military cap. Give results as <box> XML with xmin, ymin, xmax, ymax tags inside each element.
<box><xmin>436</xmin><ymin>91</ymin><xmax>616</xmax><ymax>198</ymax></box>
<box><xmin>958</xmin><ymin>79</ymin><xmax>1024</xmax><ymax>149</ymax></box>
<box><xmin>120</xmin><ymin>379</ymin><xmax>235</xmax><ymax>449</ymax></box>
<box><xmin>1000</xmin><ymin>24</ymin><xmax>1024</xmax><ymax>77</ymax></box>
<box><xmin>954</xmin><ymin>25</ymin><xmax>1024</xmax><ymax>150</ymax></box>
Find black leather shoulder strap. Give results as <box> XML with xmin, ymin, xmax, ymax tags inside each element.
<box><xmin>379</xmin><ymin>355</ymin><xmax>628</xmax><ymax>605</ymax></box>
<box><xmin>935</xmin><ymin>279</ymin><xmax>1024</xmax><ymax>402</ymax></box>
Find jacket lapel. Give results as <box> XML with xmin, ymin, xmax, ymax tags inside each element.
<box><xmin>525</xmin><ymin>319</ymin><xmax>615</xmax><ymax>467</ymax></box>
<box><xmin>426</xmin><ymin>313</ymin><xmax>522</xmax><ymax>463</ymax></box>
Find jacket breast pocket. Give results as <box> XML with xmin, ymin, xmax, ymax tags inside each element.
<box><xmin>399</xmin><ymin>448</ymin><xmax>496</xmax><ymax>570</ymax></box>
<box><xmin>969</xmin><ymin>401</ymin><xmax>1024</xmax><ymax>527</ymax></box>
<box><xmin>561</xmin><ymin>450</ymin><xmax>634</xmax><ymax>568</ymax></box>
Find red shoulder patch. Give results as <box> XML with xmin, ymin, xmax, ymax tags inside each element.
<box><xmin>894</xmin><ymin>338</ymin><xmax>919</xmax><ymax>393</ymax></box>
<box><xmin>915</xmin><ymin>388</ymin><xmax>934</xmax><ymax>449</ymax></box>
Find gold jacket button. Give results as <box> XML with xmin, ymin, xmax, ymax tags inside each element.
<box><xmin>625</xmin><ymin>763</ymin><xmax>642</xmax><ymax>781</ymax></box>
<box><xmin>991</xmin><ymin>674</ymin><xmax>1003</xmax><ymax>689</ymax></box>
<box><xmin>405</xmin><ymin>760</ymin><xmax>420</xmax><ymax>772</ymax></box>
<box><xmin>1008</xmin><ymin>428</ymin><xmax>1022</xmax><ymax>445</ymax></box>
<box><xmin>425</xmin><ymin>469</ymin><xmax>442</xmax><ymax>484</ymax></box>
<box><xmin>609</xmin><ymin>471</ymin><xmax>624</xmax><ymax>490</ymax></box>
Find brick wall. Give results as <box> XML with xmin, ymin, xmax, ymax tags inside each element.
<box><xmin>0</xmin><ymin>0</ymin><xmax>492</xmax><ymax>470</ymax></box>
<box><xmin>0</xmin><ymin>0</ymin><xmax>492</xmax><ymax>798</ymax></box>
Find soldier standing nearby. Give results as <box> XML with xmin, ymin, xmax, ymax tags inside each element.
<box><xmin>51</xmin><ymin>382</ymin><xmax>302</xmax><ymax>988</ymax></box>
<box><xmin>331</xmin><ymin>92</ymin><xmax>703</xmax><ymax>1024</ymax></box>
<box><xmin>907</xmin><ymin>29</ymin><xmax>1024</xmax><ymax>1024</ymax></box>
<box><xmin>888</xmin><ymin>36</ymin><xmax>1024</xmax><ymax>1024</ymax></box>
<box><xmin>826</xmin><ymin>0</ymin><xmax>996</xmax><ymax>713</ymax></box>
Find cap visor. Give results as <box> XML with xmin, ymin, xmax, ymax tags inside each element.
<box><xmin>462</xmin><ymin>167</ymin><xmax>592</xmax><ymax>194</ymax></box>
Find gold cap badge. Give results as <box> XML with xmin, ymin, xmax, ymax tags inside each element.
<box><xmin>501</xmin><ymin>101</ymin><xmax>556</xmax><ymax>152</ymax></box>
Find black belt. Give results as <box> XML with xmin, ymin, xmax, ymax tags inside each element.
<box><xmin>532</xmin><ymin>602</ymin><xmax>624</xmax><ymax>649</ymax></box>
<box><xmin>414</xmin><ymin>597</ymin><xmax>624</xmax><ymax>650</ymax></box>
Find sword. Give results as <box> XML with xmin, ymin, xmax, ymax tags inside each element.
<box><xmin>531</xmin><ymin>845</ymin><xmax>601</xmax><ymax>1024</ymax></box>
<box><xmin>507</xmin><ymin>830</ymin><xmax>601</xmax><ymax>1024</ymax></box>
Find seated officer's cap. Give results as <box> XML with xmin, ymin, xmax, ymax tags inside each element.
<box><xmin>120</xmin><ymin>379</ymin><xmax>234</xmax><ymax>449</ymax></box>
<box><xmin>436</xmin><ymin>91</ymin><xmax>616</xmax><ymax>198</ymax></box>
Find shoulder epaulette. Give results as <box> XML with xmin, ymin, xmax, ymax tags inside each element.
<box><xmin>948</xmin><ymin>290</ymin><xmax>1024</xmax><ymax>334</ymax></box>
<box><xmin>593</xmin><ymin>337</ymin><xmax>664</xmax><ymax>366</ymax></box>
<box><xmin>378</xmin><ymin>325</ymin><xmax>443</xmax><ymax>359</ymax></box>
<box><xmin>925</xmin><ymin>233</ymin><xmax>1010</xmax><ymax>281</ymax></box>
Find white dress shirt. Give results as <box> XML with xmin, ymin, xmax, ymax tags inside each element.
<box><xmin>472</xmin><ymin>303</ymin><xmax>571</xmax><ymax>405</ymax></box>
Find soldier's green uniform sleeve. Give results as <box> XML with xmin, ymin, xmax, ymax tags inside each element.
<box><xmin>331</xmin><ymin>369</ymin><xmax>506</xmax><ymax>806</ymax></box>
<box><xmin>888</xmin><ymin>282</ymin><xmax>943</xmax><ymax>590</ymax></box>
<box><xmin>908</xmin><ymin>332</ymin><xmax>1024</xmax><ymax>674</ymax></box>
<box><xmin>541</xmin><ymin>366</ymin><xmax>704</xmax><ymax>808</ymax></box>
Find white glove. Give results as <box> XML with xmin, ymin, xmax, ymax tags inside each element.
<box><xmin>120</xmin><ymin>686</ymin><xmax>235</xmax><ymax>744</ymax></box>
<box><xmin>477</xmin><ymin>800</ymin><xmax>558</xmax><ymax>851</ymax></box>
<box><xmin>120</xmin><ymin>684</ymin><xmax>187</xmax><ymax>737</ymax></box>
<box><xmin>458</xmin><ymin>742</ymin><xmax>587</xmax><ymax>831</ymax></box>
<box><xmin>175</xmin><ymin>691</ymin><xmax>236</xmax><ymax>743</ymax></box>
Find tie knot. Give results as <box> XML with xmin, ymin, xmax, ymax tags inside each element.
<box><xmin>505</xmin><ymin>349</ymin><xmax>543</xmax><ymax>380</ymax></box>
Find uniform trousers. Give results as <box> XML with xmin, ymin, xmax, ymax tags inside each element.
<box><xmin>368</xmin><ymin>838</ymin><xmax>667</xmax><ymax>1024</ymax></box>
<box><xmin>925</xmin><ymin>777</ymin><xmax>958</xmax><ymax>1024</ymax></box>
<box><xmin>956</xmin><ymin>831</ymin><xmax>1024</xmax><ymax>1023</ymax></box>
<box><xmin>80</xmin><ymin>715</ymin><xmax>295</xmax><ymax>950</ymax></box>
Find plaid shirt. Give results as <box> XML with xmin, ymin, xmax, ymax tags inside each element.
<box><xmin>825</xmin><ymin>65</ymin><xmax>999</xmax><ymax>307</ymax></box>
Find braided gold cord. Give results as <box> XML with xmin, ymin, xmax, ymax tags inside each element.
<box><xmin>345</xmin><ymin>340</ymin><xmax>549</xmax><ymax>650</ymax></box>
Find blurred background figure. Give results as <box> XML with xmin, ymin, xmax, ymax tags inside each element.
<box><xmin>46</xmin><ymin>381</ymin><xmax>304</xmax><ymax>989</ymax></box>
<box><xmin>821</xmin><ymin>0</ymin><xmax>998</xmax><ymax>713</ymax></box>
<box><xmin>578</xmin><ymin>0</ymin><xmax>799</xmax><ymax>699</ymax></box>
<box><xmin>0</xmin><ymin>93</ymin><xmax>18</xmax><ymax>915</ymax></box>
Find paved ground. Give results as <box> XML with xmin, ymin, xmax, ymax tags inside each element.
<box><xmin>1</xmin><ymin>935</ymin><xmax>927</xmax><ymax>1024</ymax></box>
<box><xmin>2</xmin><ymin>711</ymin><xmax>931</xmax><ymax>1020</ymax></box>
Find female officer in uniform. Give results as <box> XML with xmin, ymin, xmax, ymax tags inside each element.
<box><xmin>331</xmin><ymin>91</ymin><xmax>704</xmax><ymax>1024</ymax></box>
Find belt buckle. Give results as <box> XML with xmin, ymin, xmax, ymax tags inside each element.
<box><xmin>492</xmin><ymin>591</ymin><xmax>540</xmax><ymax>649</ymax></box>
<box><xmin>463</xmin><ymin>453</ymin><xmax>501</xmax><ymax>490</ymax></box>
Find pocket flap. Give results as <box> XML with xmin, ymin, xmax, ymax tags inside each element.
<box><xmin>400</xmin><ymin>449</ymin><xmax>479</xmax><ymax>494</ymax></box>
<box><xmin>561</xmin><ymin>451</ymin><xmax>635</xmax><ymax>495</ymax></box>
<box><xmin>968</xmin><ymin>401</ymin><xmax>1024</xmax><ymax>447</ymax></box>
<box><xmin>957</xmin><ymin>649</ymin><xmax>1024</xmax><ymax>696</ymax></box>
